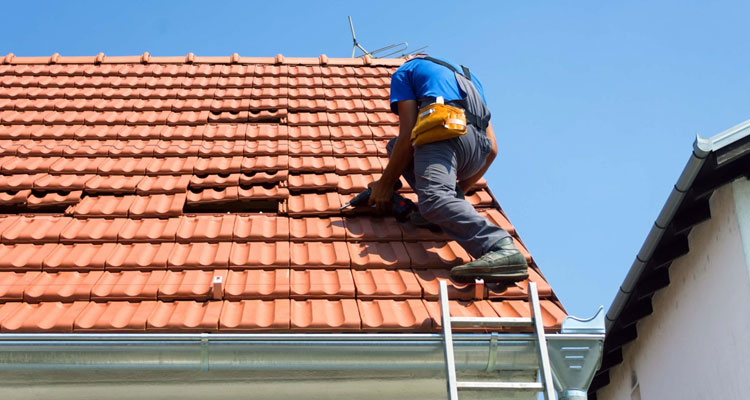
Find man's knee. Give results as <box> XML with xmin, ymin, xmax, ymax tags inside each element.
<box><xmin>416</xmin><ymin>188</ymin><xmax>454</xmax><ymax>220</ymax></box>
<box><xmin>385</xmin><ymin>137</ymin><xmax>398</xmax><ymax>157</ymax></box>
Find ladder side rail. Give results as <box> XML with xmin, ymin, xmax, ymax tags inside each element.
<box><xmin>439</xmin><ymin>280</ymin><xmax>459</xmax><ymax>400</ymax></box>
<box><xmin>529</xmin><ymin>282</ymin><xmax>557</xmax><ymax>400</ymax></box>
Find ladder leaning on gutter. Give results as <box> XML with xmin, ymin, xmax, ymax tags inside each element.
<box><xmin>439</xmin><ymin>280</ymin><xmax>556</xmax><ymax>400</ymax></box>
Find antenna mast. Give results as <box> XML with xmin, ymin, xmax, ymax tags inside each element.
<box><xmin>348</xmin><ymin>16</ymin><xmax>423</xmax><ymax>58</ymax></box>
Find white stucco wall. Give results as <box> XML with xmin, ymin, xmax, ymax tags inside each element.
<box><xmin>598</xmin><ymin>179</ymin><xmax>750</xmax><ymax>400</ymax></box>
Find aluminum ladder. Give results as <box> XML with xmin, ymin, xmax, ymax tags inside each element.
<box><xmin>439</xmin><ymin>279</ymin><xmax>556</xmax><ymax>400</ymax></box>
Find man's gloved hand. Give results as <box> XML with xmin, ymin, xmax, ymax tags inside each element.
<box><xmin>367</xmin><ymin>179</ymin><xmax>394</xmax><ymax>214</ymax></box>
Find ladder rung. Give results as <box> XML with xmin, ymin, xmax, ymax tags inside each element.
<box><xmin>450</xmin><ymin>317</ymin><xmax>533</xmax><ymax>328</ymax></box>
<box><xmin>456</xmin><ymin>381</ymin><xmax>544</xmax><ymax>391</ymax></box>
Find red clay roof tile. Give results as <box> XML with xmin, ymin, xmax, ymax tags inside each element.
<box><xmin>348</xmin><ymin>241</ymin><xmax>411</xmax><ymax>269</ymax></box>
<box><xmin>159</xmin><ymin>269</ymin><xmax>228</xmax><ymax>300</ymax></box>
<box><xmin>167</xmin><ymin>242</ymin><xmax>232</xmax><ymax>270</ymax></box>
<box><xmin>358</xmin><ymin>299</ymin><xmax>432</xmax><ymax>332</ymax></box>
<box><xmin>289</xmin><ymin>217</ymin><xmax>346</xmax><ymax>241</ymax></box>
<box><xmin>1</xmin><ymin>301</ymin><xmax>88</xmax><ymax>332</ymax></box>
<box><xmin>290</xmin><ymin>269</ymin><xmax>355</xmax><ymax>299</ymax></box>
<box><xmin>224</xmin><ymin>269</ymin><xmax>289</xmax><ymax>300</ymax></box>
<box><xmin>233</xmin><ymin>215</ymin><xmax>289</xmax><ymax>242</ymax></box>
<box><xmin>147</xmin><ymin>300</ymin><xmax>222</xmax><ymax>332</ymax></box>
<box><xmin>0</xmin><ymin>271</ymin><xmax>40</xmax><ymax>301</ymax></box>
<box><xmin>1</xmin><ymin>215</ymin><xmax>70</xmax><ymax>243</ymax></box>
<box><xmin>59</xmin><ymin>217</ymin><xmax>126</xmax><ymax>243</ymax></box>
<box><xmin>105</xmin><ymin>243</ymin><xmax>175</xmax><ymax>270</ymax></box>
<box><xmin>74</xmin><ymin>301</ymin><xmax>156</xmax><ymax>332</ymax></box>
<box><xmin>229</xmin><ymin>242</ymin><xmax>290</xmax><ymax>269</ymax></box>
<box><xmin>290</xmin><ymin>299</ymin><xmax>360</xmax><ymax>332</ymax></box>
<box><xmin>128</xmin><ymin>193</ymin><xmax>186</xmax><ymax>217</ymax></box>
<box><xmin>175</xmin><ymin>215</ymin><xmax>235</xmax><ymax>243</ymax></box>
<box><xmin>289</xmin><ymin>241</ymin><xmax>350</xmax><ymax>268</ymax></box>
<box><xmin>118</xmin><ymin>218</ymin><xmax>180</xmax><ymax>243</ymax></box>
<box><xmin>220</xmin><ymin>299</ymin><xmax>290</xmax><ymax>331</ymax></box>
<box><xmin>24</xmin><ymin>270</ymin><xmax>103</xmax><ymax>302</ymax></box>
<box><xmin>405</xmin><ymin>241</ymin><xmax>472</xmax><ymax>269</ymax></box>
<box><xmin>91</xmin><ymin>270</ymin><xmax>166</xmax><ymax>301</ymax></box>
<box><xmin>352</xmin><ymin>269</ymin><xmax>422</xmax><ymax>299</ymax></box>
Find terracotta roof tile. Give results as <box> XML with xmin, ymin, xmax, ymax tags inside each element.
<box><xmin>105</xmin><ymin>243</ymin><xmax>175</xmax><ymax>270</ymax></box>
<box><xmin>405</xmin><ymin>241</ymin><xmax>472</xmax><ymax>269</ymax></box>
<box><xmin>0</xmin><ymin>271</ymin><xmax>40</xmax><ymax>301</ymax></box>
<box><xmin>1</xmin><ymin>301</ymin><xmax>89</xmax><ymax>332</ymax></box>
<box><xmin>91</xmin><ymin>270</ymin><xmax>166</xmax><ymax>301</ymax></box>
<box><xmin>233</xmin><ymin>215</ymin><xmax>289</xmax><ymax>241</ymax></box>
<box><xmin>286</xmin><ymin>192</ymin><xmax>342</xmax><ymax>216</ymax></box>
<box><xmin>27</xmin><ymin>190</ymin><xmax>83</xmax><ymax>208</ymax></box>
<box><xmin>0</xmin><ymin>243</ymin><xmax>57</xmax><ymax>270</ymax></box>
<box><xmin>175</xmin><ymin>215</ymin><xmax>236</xmax><ymax>243</ymax></box>
<box><xmin>147</xmin><ymin>300</ymin><xmax>222</xmax><ymax>332</ymax></box>
<box><xmin>352</xmin><ymin>269</ymin><xmax>422</xmax><ymax>299</ymax></box>
<box><xmin>348</xmin><ymin>241</ymin><xmax>411</xmax><ymax>269</ymax></box>
<box><xmin>290</xmin><ymin>299</ymin><xmax>360</xmax><ymax>332</ymax></box>
<box><xmin>229</xmin><ymin>242</ymin><xmax>289</xmax><ymax>269</ymax></box>
<box><xmin>0</xmin><ymin>55</ymin><xmax>563</xmax><ymax>334</ymax></box>
<box><xmin>289</xmin><ymin>241</ymin><xmax>350</xmax><ymax>268</ymax></box>
<box><xmin>135</xmin><ymin>174</ymin><xmax>191</xmax><ymax>194</ymax></box>
<box><xmin>289</xmin><ymin>217</ymin><xmax>346</xmax><ymax>241</ymax></box>
<box><xmin>288</xmin><ymin>156</ymin><xmax>336</xmax><ymax>172</ymax></box>
<box><xmin>24</xmin><ymin>271</ymin><xmax>103</xmax><ymax>302</ymax></box>
<box><xmin>224</xmin><ymin>269</ymin><xmax>289</xmax><ymax>300</ymax></box>
<box><xmin>43</xmin><ymin>243</ymin><xmax>116</xmax><ymax>271</ymax></box>
<box><xmin>74</xmin><ymin>301</ymin><xmax>156</xmax><ymax>332</ymax></box>
<box><xmin>59</xmin><ymin>217</ymin><xmax>126</xmax><ymax>243</ymax></box>
<box><xmin>290</xmin><ymin>269</ymin><xmax>355</xmax><ymax>299</ymax></box>
<box><xmin>186</xmin><ymin>186</ymin><xmax>238</xmax><ymax>205</ymax></box>
<box><xmin>220</xmin><ymin>299</ymin><xmax>290</xmax><ymax>331</ymax></box>
<box><xmin>189</xmin><ymin>173</ymin><xmax>240</xmax><ymax>189</ymax></box>
<box><xmin>334</xmin><ymin>156</ymin><xmax>384</xmax><ymax>174</ymax></box>
<box><xmin>358</xmin><ymin>299</ymin><xmax>432</xmax><ymax>332</ymax></box>
<box><xmin>167</xmin><ymin>242</ymin><xmax>232</xmax><ymax>270</ymax></box>
<box><xmin>1</xmin><ymin>215</ymin><xmax>70</xmax><ymax>243</ymax></box>
<box><xmin>118</xmin><ymin>218</ymin><xmax>180</xmax><ymax>242</ymax></box>
<box><xmin>159</xmin><ymin>269</ymin><xmax>228</xmax><ymax>300</ymax></box>
<box><xmin>128</xmin><ymin>193</ymin><xmax>186</xmax><ymax>217</ymax></box>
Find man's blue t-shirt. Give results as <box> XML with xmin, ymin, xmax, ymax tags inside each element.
<box><xmin>389</xmin><ymin>56</ymin><xmax>487</xmax><ymax>114</ymax></box>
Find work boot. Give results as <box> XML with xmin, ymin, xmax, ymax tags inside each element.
<box><xmin>450</xmin><ymin>237</ymin><xmax>528</xmax><ymax>283</ymax></box>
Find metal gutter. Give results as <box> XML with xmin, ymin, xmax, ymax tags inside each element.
<box><xmin>605</xmin><ymin>119</ymin><xmax>750</xmax><ymax>330</ymax></box>
<box><xmin>0</xmin><ymin>325</ymin><xmax>604</xmax><ymax>400</ymax></box>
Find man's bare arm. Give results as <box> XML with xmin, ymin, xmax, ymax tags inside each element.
<box><xmin>458</xmin><ymin>121</ymin><xmax>498</xmax><ymax>193</ymax></box>
<box><xmin>368</xmin><ymin>100</ymin><xmax>418</xmax><ymax>212</ymax></box>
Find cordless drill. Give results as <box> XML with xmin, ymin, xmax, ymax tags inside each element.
<box><xmin>339</xmin><ymin>187</ymin><xmax>417</xmax><ymax>222</ymax></box>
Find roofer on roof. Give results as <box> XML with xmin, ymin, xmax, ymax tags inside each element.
<box><xmin>368</xmin><ymin>55</ymin><xmax>528</xmax><ymax>282</ymax></box>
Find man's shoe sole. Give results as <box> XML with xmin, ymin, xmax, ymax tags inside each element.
<box><xmin>450</xmin><ymin>264</ymin><xmax>529</xmax><ymax>283</ymax></box>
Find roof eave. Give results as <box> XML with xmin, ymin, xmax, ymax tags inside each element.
<box><xmin>593</xmin><ymin>119</ymin><xmax>750</xmax><ymax>396</ymax></box>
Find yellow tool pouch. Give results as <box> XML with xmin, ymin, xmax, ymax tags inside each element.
<box><xmin>410</xmin><ymin>98</ymin><xmax>467</xmax><ymax>146</ymax></box>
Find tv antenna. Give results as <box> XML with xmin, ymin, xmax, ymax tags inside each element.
<box><xmin>348</xmin><ymin>16</ymin><xmax>427</xmax><ymax>58</ymax></box>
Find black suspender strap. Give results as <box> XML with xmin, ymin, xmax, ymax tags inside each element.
<box><xmin>421</xmin><ymin>56</ymin><xmax>472</xmax><ymax>82</ymax></box>
<box><xmin>461</xmin><ymin>65</ymin><xmax>471</xmax><ymax>81</ymax></box>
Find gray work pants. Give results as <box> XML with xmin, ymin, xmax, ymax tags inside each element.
<box><xmin>386</xmin><ymin>126</ymin><xmax>510</xmax><ymax>258</ymax></box>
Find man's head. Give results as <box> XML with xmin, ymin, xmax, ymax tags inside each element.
<box><xmin>404</xmin><ymin>53</ymin><xmax>428</xmax><ymax>61</ymax></box>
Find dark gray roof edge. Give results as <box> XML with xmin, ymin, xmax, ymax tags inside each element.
<box><xmin>605</xmin><ymin>119</ymin><xmax>750</xmax><ymax>330</ymax></box>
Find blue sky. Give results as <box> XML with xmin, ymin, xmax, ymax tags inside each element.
<box><xmin>3</xmin><ymin>1</ymin><xmax>749</xmax><ymax>318</ymax></box>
